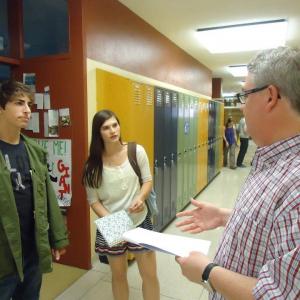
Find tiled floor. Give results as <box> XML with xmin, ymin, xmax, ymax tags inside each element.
<box><xmin>56</xmin><ymin>142</ymin><xmax>256</xmax><ymax>300</ymax></box>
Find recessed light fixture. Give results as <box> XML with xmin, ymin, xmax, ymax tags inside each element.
<box><xmin>222</xmin><ymin>93</ymin><xmax>236</xmax><ymax>97</ymax></box>
<box><xmin>228</xmin><ymin>65</ymin><xmax>248</xmax><ymax>77</ymax></box>
<box><xmin>196</xmin><ymin>19</ymin><xmax>288</xmax><ymax>53</ymax></box>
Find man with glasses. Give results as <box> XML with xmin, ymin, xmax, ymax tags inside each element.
<box><xmin>176</xmin><ymin>46</ymin><xmax>300</xmax><ymax>299</ymax></box>
<box><xmin>236</xmin><ymin>85</ymin><xmax>269</xmax><ymax>104</ymax></box>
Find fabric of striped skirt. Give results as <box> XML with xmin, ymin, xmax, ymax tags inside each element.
<box><xmin>95</xmin><ymin>211</ymin><xmax>153</xmax><ymax>256</ymax></box>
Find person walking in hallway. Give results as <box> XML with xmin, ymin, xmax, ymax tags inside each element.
<box><xmin>175</xmin><ymin>46</ymin><xmax>300</xmax><ymax>299</ymax></box>
<box><xmin>223</xmin><ymin>117</ymin><xmax>237</xmax><ymax>169</ymax></box>
<box><xmin>82</xmin><ymin>110</ymin><xmax>160</xmax><ymax>300</ymax></box>
<box><xmin>236</xmin><ymin>116</ymin><xmax>249</xmax><ymax>167</ymax></box>
<box><xmin>222</xmin><ymin>125</ymin><xmax>229</xmax><ymax>167</ymax></box>
<box><xmin>0</xmin><ymin>80</ymin><xmax>69</xmax><ymax>300</ymax></box>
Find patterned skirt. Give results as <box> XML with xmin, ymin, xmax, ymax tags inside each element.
<box><xmin>95</xmin><ymin>211</ymin><xmax>153</xmax><ymax>256</ymax></box>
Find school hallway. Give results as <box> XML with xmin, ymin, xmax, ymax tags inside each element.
<box><xmin>55</xmin><ymin>142</ymin><xmax>256</xmax><ymax>300</ymax></box>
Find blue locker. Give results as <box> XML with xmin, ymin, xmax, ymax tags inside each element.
<box><xmin>162</xmin><ymin>89</ymin><xmax>172</xmax><ymax>227</ymax></box>
<box><xmin>154</xmin><ymin>87</ymin><xmax>164</xmax><ymax>231</ymax></box>
<box><xmin>170</xmin><ymin>91</ymin><xmax>178</xmax><ymax>219</ymax></box>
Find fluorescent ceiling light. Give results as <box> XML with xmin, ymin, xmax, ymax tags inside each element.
<box><xmin>228</xmin><ymin>65</ymin><xmax>248</xmax><ymax>77</ymax></box>
<box><xmin>196</xmin><ymin>19</ymin><xmax>288</xmax><ymax>53</ymax></box>
<box><xmin>222</xmin><ymin>93</ymin><xmax>236</xmax><ymax>97</ymax></box>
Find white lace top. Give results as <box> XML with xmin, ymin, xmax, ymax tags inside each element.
<box><xmin>86</xmin><ymin>144</ymin><xmax>152</xmax><ymax>226</ymax></box>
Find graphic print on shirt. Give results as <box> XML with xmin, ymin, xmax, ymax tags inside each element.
<box><xmin>0</xmin><ymin>139</ymin><xmax>33</xmax><ymax>201</ymax></box>
<box><xmin>4</xmin><ymin>153</ymin><xmax>27</xmax><ymax>191</ymax></box>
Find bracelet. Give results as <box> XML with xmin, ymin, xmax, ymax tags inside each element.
<box><xmin>202</xmin><ymin>262</ymin><xmax>219</xmax><ymax>282</ymax></box>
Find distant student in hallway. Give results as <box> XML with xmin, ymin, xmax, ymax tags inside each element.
<box><xmin>223</xmin><ymin>117</ymin><xmax>237</xmax><ymax>169</ymax></box>
<box><xmin>175</xmin><ymin>46</ymin><xmax>300</xmax><ymax>299</ymax></box>
<box><xmin>236</xmin><ymin>116</ymin><xmax>249</xmax><ymax>167</ymax></box>
<box><xmin>222</xmin><ymin>125</ymin><xmax>228</xmax><ymax>167</ymax></box>
<box><xmin>82</xmin><ymin>110</ymin><xmax>160</xmax><ymax>300</ymax></box>
<box><xmin>0</xmin><ymin>80</ymin><xmax>69</xmax><ymax>300</ymax></box>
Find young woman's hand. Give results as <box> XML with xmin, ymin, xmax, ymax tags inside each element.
<box><xmin>128</xmin><ymin>195</ymin><xmax>145</xmax><ymax>213</ymax></box>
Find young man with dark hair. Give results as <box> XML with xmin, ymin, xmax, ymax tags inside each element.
<box><xmin>0</xmin><ymin>80</ymin><xmax>69</xmax><ymax>299</ymax></box>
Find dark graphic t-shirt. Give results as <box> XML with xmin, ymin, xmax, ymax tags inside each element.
<box><xmin>0</xmin><ymin>138</ymin><xmax>36</xmax><ymax>256</ymax></box>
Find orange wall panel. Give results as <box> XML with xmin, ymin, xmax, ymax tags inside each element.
<box><xmin>83</xmin><ymin>0</ymin><xmax>212</xmax><ymax>97</ymax></box>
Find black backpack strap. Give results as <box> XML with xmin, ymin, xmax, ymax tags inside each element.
<box><xmin>127</xmin><ymin>142</ymin><xmax>143</xmax><ymax>186</ymax></box>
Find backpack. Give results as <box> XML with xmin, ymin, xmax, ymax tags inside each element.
<box><xmin>127</xmin><ymin>142</ymin><xmax>159</xmax><ymax>217</ymax></box>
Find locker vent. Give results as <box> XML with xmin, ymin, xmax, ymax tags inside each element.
<box><xmin>145</xmin><ymin>86</ymin><xmax>153</xmax><ymax>106</ymax></box>
<box><xmin>133</xmin><ymin>82</ymin><xmax>142</xmax><ymax>105</ymax></box>
<box><xmin>156</xmin><ymin>89</ymin><xmax>163</xmax><ymax>106</ymax></box>
<box><xmin>172</xmin><ymin>92</ymin><xmax>178</xmax><ymax>106</ymax></box>
<box><xmin>165</xmin><ymin>91</ymin><xmax>171</xmax><ymax>106</ymax></box>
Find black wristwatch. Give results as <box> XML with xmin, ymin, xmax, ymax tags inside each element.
<box><xmin>201</xmin><ymin>263</ymin><xmax>219</xmax><ymax>293</ymax></box>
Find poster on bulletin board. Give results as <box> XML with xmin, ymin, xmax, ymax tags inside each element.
<box><xmin>35</xmin><ymin>139</ymin><xmax>72</xmax><ymax>206</ymax></box>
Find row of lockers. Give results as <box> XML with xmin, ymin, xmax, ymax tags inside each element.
<box><xmin>153</xmin><ymin>88</ymin><xmax>223</xmax><ymax>230</ymax></box>
<box><xmin>96</xmin><ymin>69</ymin><xmax>224</xmax><ymax>231</ymax></box>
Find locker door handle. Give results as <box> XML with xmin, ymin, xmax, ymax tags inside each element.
<box><xmin>171</xmin><ymin>153</ymin><xmax>175</xmax><ymax>163</ymax></box>
<box><xmin>163</xmin><ymin>156</ymin><xmax>167</xmax><ymax>167</ymax></box>
<box><xmin>154</xmin><ymin>159</ymin><xmax>158</xmax><ymax>175</ymax></box>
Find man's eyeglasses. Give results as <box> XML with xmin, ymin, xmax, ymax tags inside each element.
<box><xmin>236</xmin><ymin>85</ymin><xmax>268</xmax><ymax>104</ymax></box>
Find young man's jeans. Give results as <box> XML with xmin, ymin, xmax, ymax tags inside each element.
<box><xmin>0</xmin><ymin>254</ymin><xmax>42</xmax><ymax>300</ymax></box>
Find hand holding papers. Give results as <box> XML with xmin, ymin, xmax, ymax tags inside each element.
<box><xmin>123</xmin><ymin>228</ymin><xmax>211</xmax><ymax>257</ymax></box>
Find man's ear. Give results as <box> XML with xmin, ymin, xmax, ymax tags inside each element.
<box><xmin>265</xmin><ymin>85</ymin><xmax>280</xmax><ymax>112</ymax></box>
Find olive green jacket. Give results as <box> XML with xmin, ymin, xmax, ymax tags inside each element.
<box><xmin>0</xmin><ymin>135</ymin><xmax>69</xmax><ymax>280</ymax></box>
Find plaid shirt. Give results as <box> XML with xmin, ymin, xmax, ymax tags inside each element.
<box><xmin>212</xmin><ymin>135</ymin><xmax>300</xmax><ymax>300</ymax></box>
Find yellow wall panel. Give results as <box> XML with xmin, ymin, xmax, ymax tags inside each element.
<box><xmin>129</xmin><ymin>82</ymin><xmax>154</xmax><ymax>172</ymax></box>
<box><xmin>196</xmin><ymin>98</ymin><xmax>209</xmax><ymax>191</ymax></box>
<box><xmin>96</xmin><ymin>69</ymin><xmax>154</xmax><ymax>174</ymax></box>
<box><xmin>96</xmin><ymin>69</ymin><xmax>132</xmax><ymax>142</ymax></box>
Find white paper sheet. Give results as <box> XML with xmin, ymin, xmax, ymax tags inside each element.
<box><xmin>123</xmin><ymin>228</ymin><xmax>211</xmax><ymax>257</ymax></box>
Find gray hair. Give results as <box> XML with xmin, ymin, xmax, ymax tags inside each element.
<box><xmin>247</xmin><ymin>46</ymin><xmax>300</xmax><ymax>114</ymax></box>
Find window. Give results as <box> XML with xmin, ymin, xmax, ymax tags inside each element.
<box><xmin>0</xmin><ymin>0</ymin><xmax>10</xmax><ymax>57</ymax></box>
<box><xmin>23</xmin><ymin>0</ymin><xmax>69</xmax><ymax>58</ymax></box>
<box><xmin>0</xmin><ymin>64</ymin><xmax>11</xmax><ymax>81</ymax></box>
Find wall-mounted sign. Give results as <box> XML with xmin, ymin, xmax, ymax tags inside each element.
<box><xmin>35</xmin><ymin>139</ymin><xmax>72</xmax><ymax>206</ymax></box>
